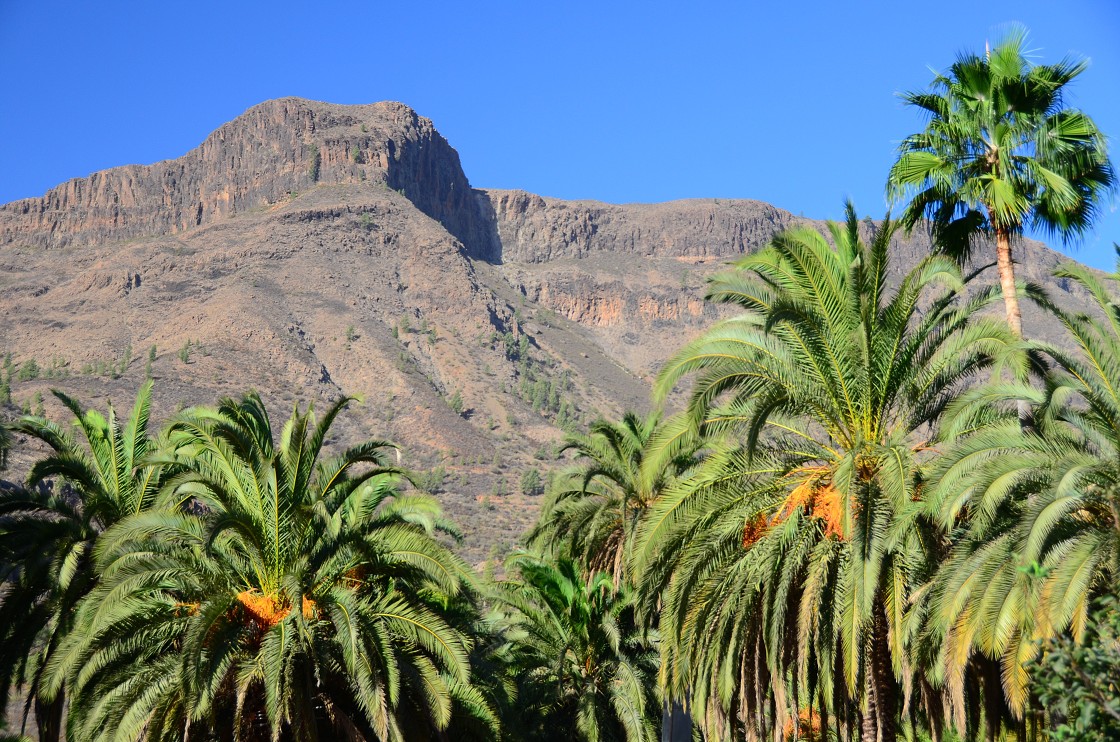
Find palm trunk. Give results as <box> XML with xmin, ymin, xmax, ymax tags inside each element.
<box><xmin>995</xmin><ymin>227</ymin><xmax>1034</xmax><ymax>428</ymax></box>
<box><xmin>35</xmin><ymin>693</ymin><xmax>64</xmax><ymax>742</ymax></box>
<box><xmin>862</xmin><ymin>673</ymin><xmax>879</xmax><ymax>742</ymax></box>
<box><xmin>861</xmin><ymin>601</ymin><xmax>898</xmax><ymax>742</ymax></box>
<box><xmin>995</xmin><ymin>227</ymin><xmax>1023</xmax><ymax>338</ymax></box>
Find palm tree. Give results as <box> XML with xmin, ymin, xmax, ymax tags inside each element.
<box><xmin>638</xmin><ymin>205</ymin><xmax>1021</xmax><ymax>741</ymax></box>
<box><xmin>490</xmin><ymin>553</ymin><xmax>660</xmax><ymax>742</ymax></box>
<box><xmin>49</xmin><ymin>392</ymin><xmax>490</xmax><ymax>742</ymax></box>
<box><xmin>923</xmin><ymin>255</ymin><xmax>1120</xmax><ymax>727</ymax></box>
<box><xmin>528</xmin><ymin>411</ymin><xmax>697</xmax><ymax>586</ymax></box>
<box><xmin>0</xmin><ymin>381</ymin><xmax>164</xmax><ymax>742</ymax></box>
<box><xmin>887</xmin><ymin>26</ymin><xmax>1114</xmax><ymax>339</ymax></box>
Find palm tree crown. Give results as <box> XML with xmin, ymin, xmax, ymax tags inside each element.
<box><xmin>490</xmin><ymin>553</ymin><xmax>660</xmax><ymax>742</ymax></box>
<box><xmin>887</xmin><ymin>27</ymin><xmax>1114</xmax><ymax>337</ymax></box>
<box><xmin>50</xmin><ymin>392</ymin><xmax>487</xmax><ymax>742</ymax></box>
<box><xmin>639</xmin><ymin>205</ymin><xmax>1021</xmax><ymax>740</ymax></box>
<box><xmin>0</xmin><ymin>381</ymin><xmax>164</xmax><ymax>742</ymax></box>
<box><xmin>528</xmin><ymin>411</ymin><xmax>696</xmax><ymax>586</ymax></box>
<box><xmin>923</xmin><ymin>255</ymin><xmax>1120</xmax><ymax>722</ymax></box>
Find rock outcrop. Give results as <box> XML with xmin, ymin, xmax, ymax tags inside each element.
<box><xmin>0</xmin><ymin>98</ymin><xmax>1099</xmax><ymax>563</ymax></box>
<box><xmin>477</xmin><ymin>189</ymin><xmax>798</xmax><ymax>263</ymax></box>
<box><xmin>0</xmin><ymin>99</ymin><xmax>493</xmax><ymax>260</ymax></box>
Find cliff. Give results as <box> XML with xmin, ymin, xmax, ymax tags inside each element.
<box><xmin>0</xmin><ymin>98</ymin><xmax>1097</xmax><ymax>562</ymax></box>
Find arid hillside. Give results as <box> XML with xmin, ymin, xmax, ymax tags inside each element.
<box><xmin>0</xmin><ymin>98</ymin><xmax>1094</xmax><ymax>561</ymax></box>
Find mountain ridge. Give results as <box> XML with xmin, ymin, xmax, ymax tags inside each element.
<box><xmin>0</xmin><ymin>98</ymin><xmax>1096</xmax><ymax>561</ymax></box>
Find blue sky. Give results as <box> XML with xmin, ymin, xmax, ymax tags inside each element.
<box><xmin>2</xmin><ymin>1</ymin><xmax>1118</xmax><ymax>267</ymax></box>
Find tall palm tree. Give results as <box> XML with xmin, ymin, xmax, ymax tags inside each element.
<box><xmin>490</xmin><ymin>553</ymin><xmax>660</xmax><ymax>742</ymax></box>
<box><xmin>887</xmin><ymin>26</ymin><xmax>1114</xmax><ymax>338</ymax></box>
<box><xmin>637</xmin><ymin>205</ymin><xmax>1021</xmax><ymax>741</ymax></box>
<box><xmin>0</xmin><ymin>381</ymin><xmax>164</xmax><ymax>742</ymax></box>
<box><xmin>528</xmin><ymin>411</ymin><xmax>697</xmax><ymax>586</ymax></box>
<box><xmin>923</xmin><ymin>255</ymin><xmax>1120</xmax><ymax>727</ymax></box>
<box><xmin>48</xmin><ymin>392</ymin><xmax>489</xmax><ymax>742</ymax></box>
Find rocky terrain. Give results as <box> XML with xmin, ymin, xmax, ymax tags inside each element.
<box><xmin>0</xmin><ymin>98</ymin><xmax>1097</xmax><ymax>562</ymax></box>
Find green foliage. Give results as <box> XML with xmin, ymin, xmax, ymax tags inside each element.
<box><xmin>489</xmin><ymin>554</ymin><xmax>660</xmax><ymax>742</ymax></box>
<box><xmin>888</xmin><ymin>27</ymin><xmax>1114</xmax><ymax>261</ymax></box>
<box><xmin>519</xmin><ymin>467</ymin><xmax>542</xmax><ymax>496</ymax></box>
<box><xmin>15</xmin><ymin>358</ymin><xmax>39</xmax><ymax>381</ymax></box>
<box><xmin>48</xmin><ymin>392</ymin><xmax>487</xmax><ymax>741</ymax></box>
<box><xmin>178</xmin><ymin>339</ymin><xmax>191</xmax><ymax>364</ymax></box>
<box><xmin>923</xmin><ymin>254</ymin><xmax>1120</xmax><ymax>715</ymax></box>
<box><xmin>1034</xmin><ymin>595</ymin><xmax>1120</xmax><ymax>741</ymax></box>
<box><xmin>0</xmin><ymin>382</ymin><xmax>164</xmax><ymax>741</ymax></box>
<box><xmin>531</xmin><ymin>411</ymin><xmax>696</xmax><ymax>587</ymax></box>
<box><xmin>642</xmin><ymin>205</ymin><xmax>1019</xmax><ymax>740</ymax></box>
<box><xmin>307</xmin><ymin>143</ymin><xmax>321</xmax><ymax>181</ymax></box>
<box><xmin>448</xmin><ymin>389</ymin><xmax>464</xmax><ymax>415</ymax></box>
<box><xmin>414</xmin><ymin>464</ymin><xmax>447</xmax><ymax>494</ymax></box>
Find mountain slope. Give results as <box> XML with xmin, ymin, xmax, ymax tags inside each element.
<box><xmin>0</xmin><ymin>98</ymin><xmax>1097</xmax><ymax>561</ymax></box>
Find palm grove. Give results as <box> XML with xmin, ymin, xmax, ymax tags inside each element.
<box><xmin>1</xmin><ymin>29</ymin><xmax>1117</xmax><ymax>742</ymax></box>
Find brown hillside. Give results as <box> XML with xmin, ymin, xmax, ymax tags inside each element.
<box><xmin>0</xmin><ymin>98</ymin><xmax>1097</xmax><ymax>562</ymax></box>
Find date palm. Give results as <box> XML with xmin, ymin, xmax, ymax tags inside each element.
<box><xmin>924</xmin><ymin>255</ymin><xmax>1120</xmax><ymax>725</ymax></box>
<box><xmin>0</xmin><ymin>381</ymin><xmax>164</xmax><ymax>742</ymax></box>
<box><xmin>638</xmin><ymin>205</ymin><xmax>1021</xmax><ymax>741</ymax></box>
<box><xmin>49</xmin><ymin>392</ymin><xmax>489</xmax><ymax>742</ymax></box>
<box><xmin>528</xmin><ymin>411</ymin><xmax>697</xmax><ymax>586</ymax></box>
<box><xmin>887</xmin><ymin>26</ymin><xmax>1114</xmax><ymax>339</ymax></box>
<box><xmin>490</xmin><ymin>553</ymin><xmax>660</xmax><ymax>742</ymax></box>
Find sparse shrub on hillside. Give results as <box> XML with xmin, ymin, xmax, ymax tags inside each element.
<box><xmin>16</xmin><ymin>358</ymin><xmax>39</xmax><ymax>381</ymax></box>
<box><xmin>413</xmin><ymin>465</ymin><xmax>446</xmax><ymax>494</ymax></box>
<box><xmin>447</xmin><ymin>390</ymin><xmax>464</xmax><ymax>415</ymax></box>
<box><xmin>520</xmin><ymin>468</ymin><xmax>542</xmax><ymax>497</ymax></box>
<box><xmin>0</xmin><ymin>378</ymin><xmax>9</xmax><ymax>405</ymax></box>
<box><xmin>178</xmin><ymin>340</ymin><xmax>191</xmax><ymax>364</ymax></box>
<box><xmin>307</xmin><ymin>144</ymin><xmax>321</xmax><ymax>182</ymax></box>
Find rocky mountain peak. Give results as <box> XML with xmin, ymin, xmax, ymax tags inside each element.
<box><xmin>0</xmin><ymin>98</ymin><xmax>493</xmax><ymax>259</ymax></box>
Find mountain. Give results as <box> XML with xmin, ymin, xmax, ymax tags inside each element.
<box><xmin>0</xmin><ymin>98</ymin><xmax>1095</xmax><ymax>562</ymax></box>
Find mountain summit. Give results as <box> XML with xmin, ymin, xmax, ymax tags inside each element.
<box><xmin>0</xmin><ymin>99</ymin><xmax>1092</xmax><ymax>559</ymax></box>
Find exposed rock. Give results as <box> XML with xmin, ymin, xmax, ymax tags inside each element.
<box><xmin>0</xmin><ymin>98</ymin><xmax>1101</xmax><ymax>565</ymax></box>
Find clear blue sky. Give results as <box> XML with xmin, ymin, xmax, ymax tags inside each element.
<box><xmin>2</xmin><ymin>1</ymin><xmax>1118</xmax><ymax>267</ymax></box>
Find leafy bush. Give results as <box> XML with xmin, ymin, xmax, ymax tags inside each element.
<box><xmin>1034</xmin><ymin>595</ymin><xmax>1120</xmax><ymax>740</ymax></box>
<box><xmin>308</xmin><ymin>144</ymin><xmax>321</xmax><ymax>181</ymax></box>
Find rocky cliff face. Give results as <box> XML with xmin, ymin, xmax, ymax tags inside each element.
<box><xmin>0</xmin><ymin>98</ymin><xmax>1098</xmax><ymax>562</ymax></box>
<box><xmin>0</xmin><ymin>99</ymin><xmax>492</xmax><ymax>259</ymax></box>
<box><xmin>477</xmin><ymin>189</ymin><xmax>798</xmax><ymax>263</ymax></box>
